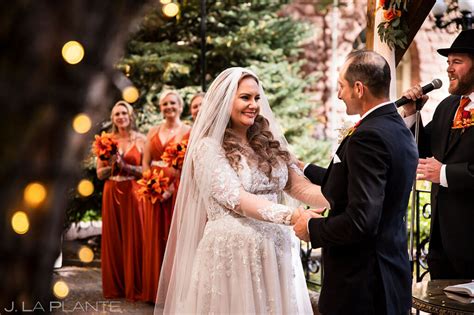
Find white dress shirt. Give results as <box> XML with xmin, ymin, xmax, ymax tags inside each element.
<box><xmin>402</xmin><ymin>92</ymin><xmax>474</xmax><ymax>187</ymax></box>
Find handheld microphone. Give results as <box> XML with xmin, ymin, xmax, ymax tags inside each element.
<box><xmin>395</xmin><ymin>79</ymin><xmax>443</xmax><ymax>107</ymax></box>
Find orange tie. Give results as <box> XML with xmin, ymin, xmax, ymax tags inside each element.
<box><xmin>460</xmin><ymin>96</ymin><xmax>471</xmax><ymax>111</ymax></box>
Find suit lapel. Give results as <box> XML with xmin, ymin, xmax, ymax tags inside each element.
<box><xmin>443</xmin><ymin>98</ymin><xmax>464</xmax><ymax>157</ymax></box>
<box><xmin>321</xmin><ymin>103</ymin><xmax>396</xmax><ymax>188</ymax></box>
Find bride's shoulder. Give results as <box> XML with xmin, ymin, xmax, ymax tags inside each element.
<box><xmin>195</xmin><ymin>137</ymin><xmax>220</xmax><ymax>150</ymax></box>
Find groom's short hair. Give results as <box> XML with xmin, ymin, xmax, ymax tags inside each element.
<box><xmin>344</xmin><ymin>50</ymin><xmax>391</xmax><ymax>99</ymax></box>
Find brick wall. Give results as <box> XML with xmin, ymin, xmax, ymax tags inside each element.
<box><xmin>282</xmin><ymin>0</ymin><xmax>459</xmax><ymax>139</ymax></box>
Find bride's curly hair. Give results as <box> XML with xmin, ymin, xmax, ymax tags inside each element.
<box><xmin>223</xmin><ymin>114</ymin><xmax>291</xmax><ymax>179</ymax></box>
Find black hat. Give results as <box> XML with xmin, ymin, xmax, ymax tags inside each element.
<box><xmin>437</xmin><ymin>29</ymin><xmax>474</xmax><ymax>57</ymax></box>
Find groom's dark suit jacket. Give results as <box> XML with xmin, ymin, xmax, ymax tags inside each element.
<box><xmin>304</xmin><ymin>104</ymin><xmax>418</xmax><ymax>315</ymax></box>
<box><xmin>417</xmin><ymin>95</ymin><xmax>474</xmax><ymax>278</ymax></box>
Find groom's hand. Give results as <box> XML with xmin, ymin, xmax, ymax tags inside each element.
<box><xmin>293</xmin><ymin>208</ymin><xmax>325</xmax><ymax>242</ymax></box>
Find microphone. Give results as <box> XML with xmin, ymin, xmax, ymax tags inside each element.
<box><xmin>395</xmin><ymin>79</ymin><xmax>443</xmax><ymax>107</ymax></box>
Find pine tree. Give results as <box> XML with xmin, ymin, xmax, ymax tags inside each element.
<box><xmin>118</xmin><ymin>0</ymin><xmax>331</xmax><ymax>164</ymax></box>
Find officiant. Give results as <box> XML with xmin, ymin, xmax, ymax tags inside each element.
<box><xmin>400</xmin><ymin>29</ymin><xmax>474</xmax><ymax>280</ymax></box>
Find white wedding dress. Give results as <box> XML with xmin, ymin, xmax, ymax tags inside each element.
<box><xmin>178</xmin><ymin>138</ymin><xmax>316</xmax><ymax>314</ymax></box>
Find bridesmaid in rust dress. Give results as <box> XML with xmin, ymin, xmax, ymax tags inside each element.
<box><xmin>141</xmin><ymin>90</ymin><xmax>190</xmax><ymax>303</ymax></box>
<box><xmin>96</xmin><ymin>101</ymin><xmax>146</xmax><ymax>301</ymax></box>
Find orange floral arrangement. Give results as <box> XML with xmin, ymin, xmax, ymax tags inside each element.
<box><xmin>136</xmin><ymin>169</ymin><xmax>170</xmax><ymax>204</ymax></box>
<box><xmin>377</xmin><ymin>0</ymin><xmax>409</xmax><ymax>49</ymax></box>
<box><xmin>161</xmin><ymin>139</ymin><xmax>188</xmax><ymax>170</ymax></box>
<box><xmin>93</xmin><ymin>132</ymin><xmax>118</xmax><ymax>161</ymax></box>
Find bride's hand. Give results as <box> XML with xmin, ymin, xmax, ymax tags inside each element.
<box><xmin>290</xmin><ymin>206</ymin><xmax>306</xmax><ymax>225</ymax></box>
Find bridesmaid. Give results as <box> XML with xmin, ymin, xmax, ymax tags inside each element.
<box><xmin>141</xmin><ymin>90</ymin><xmax>190</xmax><ymax>303</ymax></box>
<box><xmin>96</xmin><ymin>101</ymin><xmax>146</xmax><ymax>301</ymax></box>
<box><xmin>190</xmin><ymin>91</ymin><xmax>205</xmax><ymax>122</ymax></box>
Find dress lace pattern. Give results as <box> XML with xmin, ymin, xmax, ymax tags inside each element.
<box><xmin>182</xmin><ymin>138</ymin><xmax>311</xmax><ymax>314</ymax></box>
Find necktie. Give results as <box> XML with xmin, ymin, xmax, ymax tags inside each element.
<box><xmin>460</xmin><ymin>96</ymin><xmax>471</xmax><ymax>111</ymax></box>
<box><xmin>452</xmin><ymin>97</ymin><xmax>472</xmax><ymax>129</ymax></box>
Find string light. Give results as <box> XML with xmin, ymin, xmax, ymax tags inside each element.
<box><xmin>53</xmin><ymin>281</ymin><xmax>69</xmax><ymax>299</ymax></box>
<box><xmin>160</xmin><ymin>0</ymin><xmax>172</xmax><ymax>3</ymax></box>
<box><xmin>11</xmin><ymin>211</ymin><xmax>29</xmax><ymax>235</ymax></box>
<box><xmin>72</xmin><ymin>114</ymin><xmax>92</xmax><ymax>134</ymax></box>
<box><xmin>61</xmin><ymin>41</ymin><xmax>85</xmax><ymax>65</ymax></box>
<box><xmin>163</xmin><ymin>3</ymin><xmax>179</xmax><ymax>17</ymax></box>
<box><xmin>122</xmin><ymin>86</ymin><xmax>139</xmax><ymax>103</ymax></box>
<box><xmin>24</xmin><ymin>182</ymin><xmax>47</xmax><ymax>208</ymax></box>
<box><xmin>78</xmin><ymin>246</ymin><xmax>94</xmax><ymax>263</ymax></box>
<box><xmin>77</xmin><ymin>179</ymin><xmax>94</xmax><ymax>197</ymax></box>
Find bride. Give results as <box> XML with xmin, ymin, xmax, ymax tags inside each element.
<box><xmin>155</xmin><ymin>67</ymin><xmax>328</xmax><ymax>314</ymax></box>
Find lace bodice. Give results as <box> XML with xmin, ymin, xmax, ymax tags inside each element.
<box><xmin>193</xmin><ymin>138</ymin><xmax>291</xmax><ymax>222</ymax></box>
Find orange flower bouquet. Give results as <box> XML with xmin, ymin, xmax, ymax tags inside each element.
<box><xmin>136</xmin><ymin>169</ymin><xmax>170</xmax><ymax>204</ymax></box>
<box><xmin>161</xmin><ymin>139</ymin><xmax>188</xmax><ymax>170</ymax></box>
<box><xmin>93</xmin><ymin>132</ymin><xmax>118</xmax><ymax>161</ymax></box>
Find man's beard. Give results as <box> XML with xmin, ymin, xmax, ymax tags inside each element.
<box><xmin>449</xmin><ymin>65</ymin><xmax>474</xmax><ymax>95</ymax></box>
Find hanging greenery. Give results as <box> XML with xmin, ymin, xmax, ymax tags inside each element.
<box><xmin>377</xmin><ymin>0</ymin><xmax>409</xmax><ymax>48</ymax></box>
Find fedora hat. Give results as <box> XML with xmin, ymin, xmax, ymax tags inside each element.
<box><xmin>437</xmin><ymin>29</ymin><xmax>474</xmax><ymax>57</ymax></box>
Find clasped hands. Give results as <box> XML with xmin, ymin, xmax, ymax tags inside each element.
<box><xmin>291</xmin><ymin>207</ymin><xmax>327</xmax><ymax>242</ymax></box>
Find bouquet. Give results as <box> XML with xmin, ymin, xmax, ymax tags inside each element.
<box><xmin>136</xmin><ymin>169</ymin><xmax>170</xmax><ymax>204</ymax></box>
<box><xmin>93</xmin><ymin>132</ymin><xmax>118</xmax><ymax>161</ymax></box>
<box><xmin>161</xmin><ymin>139</ymin><xmax>188</xmax><ymax>170</ymax></box>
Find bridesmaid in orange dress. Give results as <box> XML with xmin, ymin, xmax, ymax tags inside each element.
<box><xmin>141</xmin><ymin>90</ymin><xmax>191</xmax><ymax>303</ymax></box>
<box><xmin>96</xmin><ymin>101</ymin><xmax>146</xmax><ymax>301</ymax></box>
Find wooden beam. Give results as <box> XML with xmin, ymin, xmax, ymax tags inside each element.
<box><xmin>395</xmin><ymin>0</ymin><xmax>436</xmax><ymax>65</ymax></box>
<box><xmin>366</xmin><ymin>0</ymin><xmax>377</xmax><ymax>51</ymax></box>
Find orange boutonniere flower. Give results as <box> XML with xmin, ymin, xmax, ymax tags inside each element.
<box><xmin>93</xmin><ymin>132</ymin><xmax>118</xmax><ymax>161</ymax></box>
<box><xmin>161</xmin><ymin>139</ymin><xmax>188</xmax><ymax>170</ymax></box>
<box><xmin>452</xmin><ymin>108</ymin><xmax>474</xmax><ymax>130</ymax></box>
<box><xmin>336</xmin><ymin>120</ymin><xmax>361</xmax><ymax>144</ymax></box>
<box><xmin>136</xmin><ymin>169</ymin><xmax>170</xmax><ymax>204</ymax></box>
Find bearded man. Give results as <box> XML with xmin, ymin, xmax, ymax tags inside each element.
<box><xmin>402</xmin><ymin>29</ymin><xmax>474</xmax><ymax>279</ymax></box>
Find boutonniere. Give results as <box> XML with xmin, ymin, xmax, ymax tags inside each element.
<box><xmin>452</xmin><ymin>108</ymin><xmax>474</xmax><ymax>131</ymax></box>
<box><xmin>336</xmin><ymin>120</ymin><xmax>361</xmax><ymax>144</ymax></box>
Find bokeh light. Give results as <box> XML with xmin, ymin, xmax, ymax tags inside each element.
<box><xmin>122</xmin><ymin>86</ymin><xmax>139</xmax><ymax>103</ymax></box>
<box><xmin>11</xmin><ymin>211</ymin><xmax>29</xmax><ymax>235</ymax></box>
<box><xmin>53</xmin><ymin>281</ymin><xmax>69</xmax><ymax>299</ymax></box>
<box><xmin>77</xmin><ymin>179</ymin><xmax>94</xmax><ymax>197</ymax></box>
<box><xmin>78</xmin><ymin>246</ymin><xmax>94</xmax><ymax>263</ymax></box>
<box><xmin>24</xmin><ymin>182</ymin><xmax>47</xmax><ymax>208</ymax></box>
<box><xmin>72</xmin><ymin>114</ymin><xmax>92</xmax><ymax>134</ymax></box>
<box><xmin>61</xmin><ymin>41</ymin><xmax>85</xmax><ymax>65</ymax></box>
<box><xmin>163</xmin><ymin>3</ymin><xmax>179</xmax><ymax>17</ymax></box>
<box><xmin>160</xmin><ymin>0</ymin><xmax>172</xmax><ymax>4</ymax></box>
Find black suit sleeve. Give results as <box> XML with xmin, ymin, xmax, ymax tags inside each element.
<box><xmin>309</xmin><ymin>130</ymin><xmax>389</xmax><ymax>247</ymax></box>
<box><xmin>410</xmin><ymin>120</ymin><xmax>432</xmax><ymax>158</ymax></box>
<box><xmin>303</xmin><ymin>164</ymin><xmax>326</xmax><ymax>185</ymax></box>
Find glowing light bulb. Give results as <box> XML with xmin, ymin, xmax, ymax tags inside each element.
<box><xmin>11</xmin><ymin>211</ymin><xmax>29</xmax><ymax>235</ymax></box>
<box><xmin>24</xmin><ymin>182</ymin><xmax>47</xmax><ymax>207</ymax></box>
<box><xmin>62</xmin><ymin>41</ymin><xmax>85</xmax><ymax>65</ymax></box>
<box><xmin>77</xmin><ymin>179</ymin><xmax>94</xmax><ymax>197</ymax></box>
<box><xmin>160</xmin><ymin>0</ymin><xmax>172</xmax><ymax>3</ymax></box>
<box><xmin>53</xmin><ymin>281</ymin><xmax>69</xmax><ymax>299</ymax></box>
<box><xmin>78</xmin><ymin>246</ymin><xmax>94</xmax><ymax>263</ymax></box>
<box><xmin>72</xmin><ymin>114</ymin><xmax>92</xmax><ymax>134</ymax></box>
<box><xmin>122</xmin><ymin>86</ymin><xmax>139</xmax><ymax>103</ymax></box>
<box><xmin>163</xmin><ymin>3</ymin><xmax>179</xmax><ymax>17</ymax></box>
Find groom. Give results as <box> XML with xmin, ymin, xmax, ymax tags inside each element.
<box><xmin>294</xmin><ymin>50</ymin><xmax>418</xmax><ymax>315</ymax></box>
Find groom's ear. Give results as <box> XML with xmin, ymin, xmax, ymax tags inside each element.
<box><xmin>354</xmin><ymin>81</ymin><xmax>364</xmax><ymax>98</ymax></box>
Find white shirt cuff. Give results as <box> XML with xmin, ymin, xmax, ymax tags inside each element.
<box><xmin>440</xmin><ymin>164</ymin><xmax>448</xmax><ymax>187</ymax></box>
<box><xmin>303</xmin><ymin>163</ymin><xmax>310</xmax><ymax>172</ymax></box>
<box><xmin>403</xmin><ymin>113</ymin><xmax>416</xmax><ymax>128</ymax></box>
